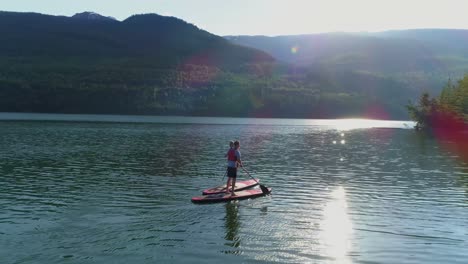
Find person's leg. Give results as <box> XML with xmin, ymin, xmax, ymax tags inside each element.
<box><xmin>226</xmin><ymin>167</ymin><xmax>234</xmax><ymax>194</ymax></box>
<box><xmin>225</xmin><ymin>177</ymin><xmax>231</xmax><ymax>193</ymax></box>
<box><xmin>231</xmin><ymin>168</ymin><xmax>237</xmax><ymax>195</ymax></box>
<box><xmin>231</xmin><ymin>178</ymin><xmax>236</xmax><ymax>195</ymax></box>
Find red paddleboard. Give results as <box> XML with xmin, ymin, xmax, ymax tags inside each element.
<box><xmin>202</xmin><ymin>179</ymin><xmax>259</xmax><ymax>195</ymax></box>
<box><xmin>192</xmin><ymin>187</ymin><xmax>271</xmax><ymax>204</ymax></box>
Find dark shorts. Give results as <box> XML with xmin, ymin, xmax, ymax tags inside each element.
<box><xmin>227</xmin><ymin>167</ymin><xmax>237</xmax><ymax>178</ymax></box>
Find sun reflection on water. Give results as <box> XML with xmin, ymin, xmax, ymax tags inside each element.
<box><xmin>319</xmin><ymin>186</ymin><xmax>353</xmax><ymax>263</ymax></box>
<box><xmin>313</xmin><ymin>118</ymin><xmax>412</xmax><ymax>131</ymax></box>
<box><xmin>334</xmin><ymin>119</ymin><xmax>380</xmax><ymax>131</ymax></box>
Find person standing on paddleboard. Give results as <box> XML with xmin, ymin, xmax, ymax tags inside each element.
<box><xmin>225</xmin><ymin>141</ymin><xmax>234</xmax><ymax>158</ymax></box>
<box><xmin>223</xmin><ymin>140</ymin><xmax>234</xmax><ymax>188</ymax></box>
<box><xmin>226</xmin><ymin>140</ymin><xmax>242</xmax><ymax>196</ymax></box>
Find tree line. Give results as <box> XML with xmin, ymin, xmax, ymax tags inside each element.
<box><xmin>407</xmin><ymin>74</ymin><xmax>468</xmax><ymax>130</ymax></box>
<box><xmin>0</xmin><ymin>55</ymin><xmax>416</xmax><ymax>119</ymax></box>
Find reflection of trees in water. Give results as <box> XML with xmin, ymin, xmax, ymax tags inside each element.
<box><xmin>456</xmin><ymin>164</ymin><xmax>468</xmax><ymax>201</ymax></box>
<box><xmin>223</xmin><ymin>202</ymin><xmax>241</xmax><ymax>255</ymax></box>
<box><xmin>413</xmin><ymin>130</ymin><xmax>429</xmax><ymax>153</ymax></box>
<box><xmin>410</xmin><ymin>130</ymin><xmax>468</xmax><ymax>200</ymax></box>
<box><xmin>131</xmin><ymin>127</ymin><xmax>213</xmax><ymax>177</ymax></box>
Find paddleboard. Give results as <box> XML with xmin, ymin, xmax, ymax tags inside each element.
<box><xmin>202</xmin><ymin>179</ymin><xmax>259</xmax><ymax>195</ymax></box>
<box><xmin>192</xmin><ymin>187</ymin><xmax>271</xmax><ymax>204</ymax></box>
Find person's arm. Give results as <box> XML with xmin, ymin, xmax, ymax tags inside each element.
<box><xmin>236</xmin><ymin>151</ymin><xmax>242</xmax><ymax>167</ymax></box>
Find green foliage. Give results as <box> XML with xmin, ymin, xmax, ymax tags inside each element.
<box><xmin>407</xmin><ymin>74</ymin><xmax>468</xmax><ymax>130</ymax></box>
<box><xmin>0</xmin><ymin>54</ymin><xmax>417</xmax><ymax>118</ymax></box>
<box><xmin>439</xmin><ymin>75</ymin><xmax>468</xmax><ymax>119</ymax></box>
<box><xmin>0</xmin><ymin>11</ymin><xmax>429</xmax><ymax>119</ymax></box>
<box><xmin>406</xmin><ymin>92</ymin><xmax>438</xmax><ymax>129</ymax></box>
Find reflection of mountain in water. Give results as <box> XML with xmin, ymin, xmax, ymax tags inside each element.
<box><xmin>223</xmin><ymin>203</ymin><xmax>241</xmax><ymax>254</ymax></box>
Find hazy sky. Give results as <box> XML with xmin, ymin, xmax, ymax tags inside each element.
<box><xmin>2</xmin><ymin>0</ymin><xmax>468</xmax><ymax>36</ymax></box>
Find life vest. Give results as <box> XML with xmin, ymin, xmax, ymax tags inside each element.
<box><xmin>227</xmin><ymin>148</ymin><xmax>237</xmax><ymax>161</ymax></box>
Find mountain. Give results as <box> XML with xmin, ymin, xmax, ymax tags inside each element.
<box><xmin>72</xmin><ymin>11</ymin><xmax>117</xmax><ymax>22</ymax></box>
<box><xmin>224</xmin><ymin>30</ymin><xmax>468</xmax><ymax>119</ymax></box>
<box><xmin>2</xmin><ymin>11</ymin><xmax>461</xmax><ymax>119</ymax></box>
<box><xmin>0</xmin><ymin>11</ymin><xmax>273</xmax><ymax>67</ymax></box>
<box><xmin>226</xmin><ymin>30</ymin><xmax>468</xmax><ymax>69</ymax></box>
<box><xmin>226</xmin><ymin>30</ymin><xmax>468</xmax><ymax>91</ymax></box>
<box><xmin>376</xmin><ymin>29</ymin><xmax>468</xmax><ymax>55</ymax></box>
<box><xmin>0</xmin><ymin>11</ymin><xmax>280</xmax><ymax>117</ymax></box>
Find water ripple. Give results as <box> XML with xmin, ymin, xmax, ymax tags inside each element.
<box><xmin>0</xmin><ymin>120</ymin><xmax>467</xmax><ymax>263</ymax></box>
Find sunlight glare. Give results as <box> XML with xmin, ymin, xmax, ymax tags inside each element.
<box><xmin>319</xmin><ymin>186</ymin><xmax>353</xmax><ymax>263</ymax></box>
<box><xmin>325</xmin><ymin>118</ymin><xmax>407</xmax><ymax>131</ymax></box>
<box><xmin>335</xmin><ymin>119</ymin><xmax>374</xmax><ymax>130</ymax></box>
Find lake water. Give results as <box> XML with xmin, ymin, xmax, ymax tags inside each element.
<box><xmin>1</xmin><ymin>113</ymin><xmax>467</xmax><ymax>264</ymax></box>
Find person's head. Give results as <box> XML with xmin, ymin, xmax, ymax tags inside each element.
<box><xmin>234</xmin><ymin>140</ymin><xmax>240</xmax><ymax>149</ymax></box>
<box><xmin>229</xmin><ymin>141</ymin><xmax>234</xmax><ymax>148</ymax></box>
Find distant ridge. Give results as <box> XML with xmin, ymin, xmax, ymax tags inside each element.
<box><xmin>72</xmin><ymin>11</ymin><xmax>117</xmax><ymax>22</ymax></box>
<box><xmin>0</xmin><ymin>11</ymin><xmax>274</xmax><ymax>67</ymax></box>
<box><xmin>225</xmin><ymin>30</ymin><xmax>468</xmax><ymax>74</ymax></box>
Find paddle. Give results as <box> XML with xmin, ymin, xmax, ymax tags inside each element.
<box><xmin>221</xmin><ymin>166</ymin><xmax>227</xmax><ymax>181</ymax></box>
<box><xmin>241</xmin><ymin>167</ymin><xmax>271</xmax><ymax>195</ymax></box>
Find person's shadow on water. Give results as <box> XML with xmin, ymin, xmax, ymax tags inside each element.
<box><xmin>223</xmin><ymin>202</ymin><xmax>241</xmax><ymax>254</ymax></box>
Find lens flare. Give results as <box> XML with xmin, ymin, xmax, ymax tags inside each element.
<box><xmin>430</xmin><ymin>111</ymin><xmax>468</xmax><ymax>163</ymax></box>
<box><xmin>291</xmin><ymin>46</ymin><xmax>299</xmax><ymax>54</ymax></box>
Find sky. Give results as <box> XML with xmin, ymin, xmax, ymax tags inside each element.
<box><xmin>2</xmin><ymin>0</ymin><xmax>468</xmax><ymax>36</ymax></box>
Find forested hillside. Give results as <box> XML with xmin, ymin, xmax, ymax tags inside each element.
<box><xmin>227</xmin><ymin>30</ymin><xmax>468</xmax><ymax>93</ymax></box>
<box><xmin>0</xmin><ymin>11</ymin><xmax>279</xmax><ymax>116</ymax></box>
<box><xmin>3</xmin><ymin>11</ymin><xmax>464</xmax><ymax>119</ymax></box>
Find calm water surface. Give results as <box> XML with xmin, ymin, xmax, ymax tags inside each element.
<box><xmin>0</xmin><ymin>114</ymin><xmax>467</xmax><ymax>264</ymax></box>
